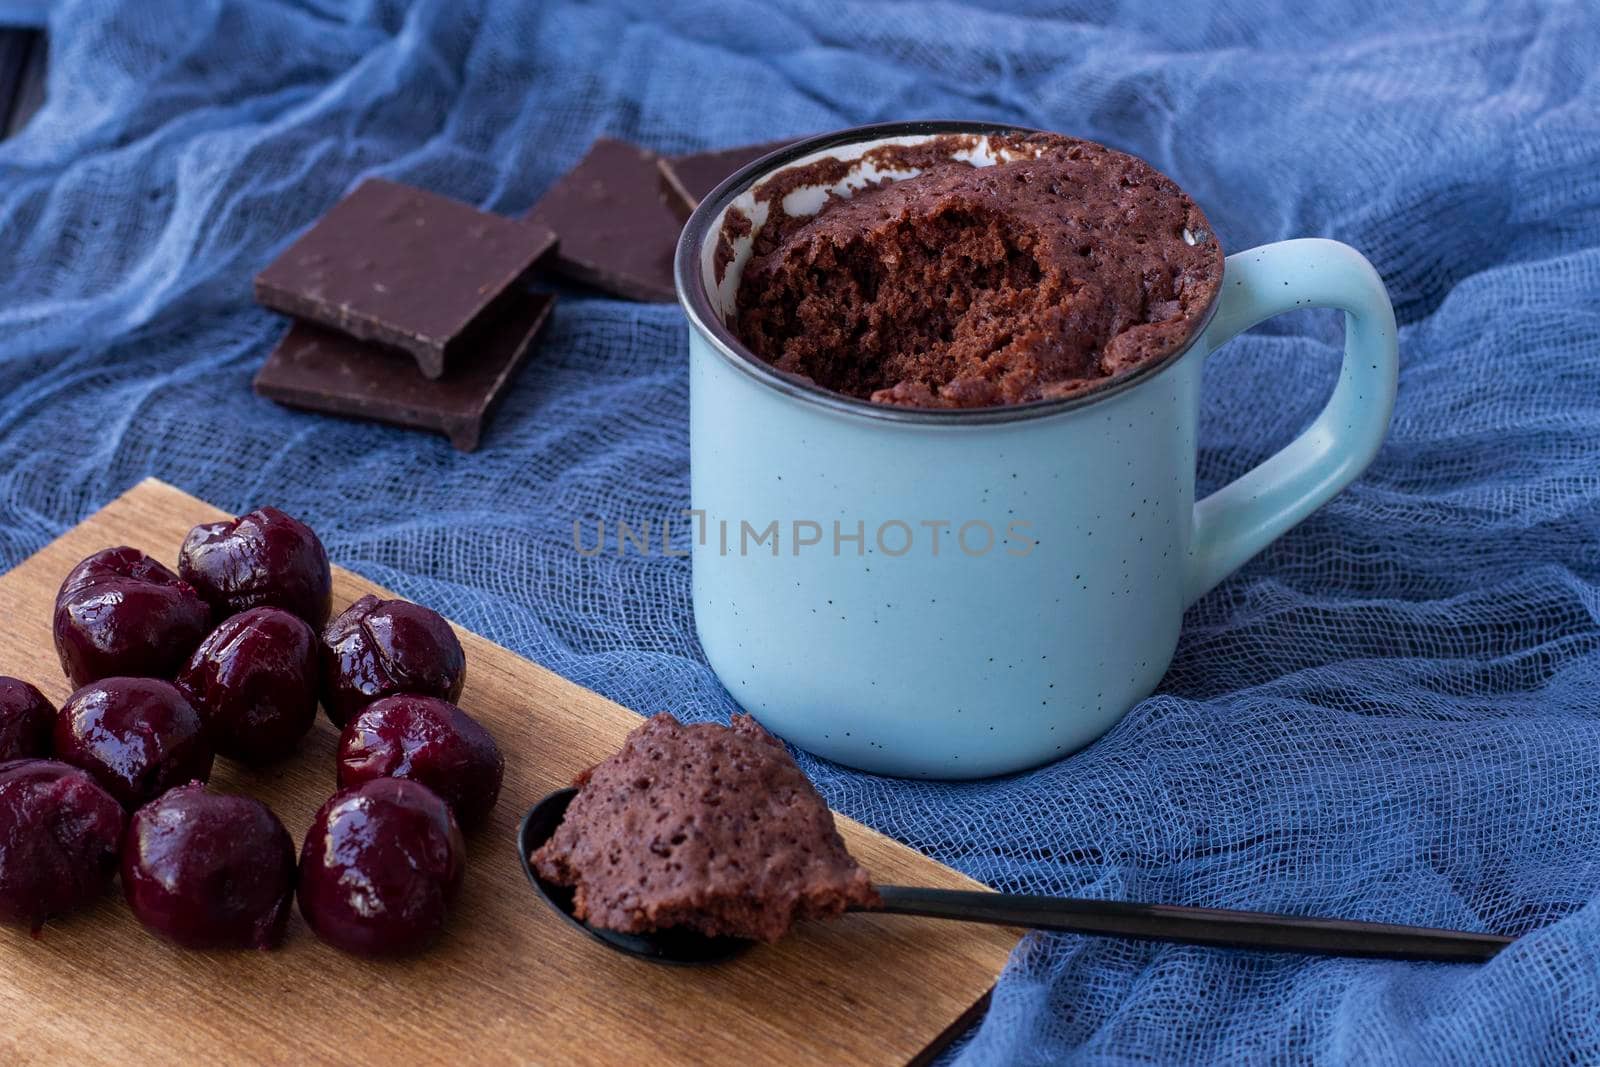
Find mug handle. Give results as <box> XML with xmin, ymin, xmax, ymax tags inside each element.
<box><xmin>1184</xmin><ymin>238</ymin><xmax>1398</xmax><ymax>606</ymax></box>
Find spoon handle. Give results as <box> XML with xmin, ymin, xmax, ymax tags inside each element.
<box><xmin>873</xmin><ymin>886</ymin><xmax>1512</xmax><ymax>962</ymax></box>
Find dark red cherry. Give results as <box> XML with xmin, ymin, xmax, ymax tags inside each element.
<box><xmin>319</xmin><ymin>595</ymin><xmax>465</xmax><ymax>727</ymax></box>
<box><xmin>179</xmin><ymin>507</ymin><xmax>332</xmax><ymax>627</ymax></box>
<box><xmin>0</xmin><ymin>677</ymin><xmax>55</xmax><ymax>761</ymax></box>
<box><xmin>176</xmin><ymin>607</ymin><xmax>318</xmax><ymax>765</ymax></box>
<box><xmin>0</xmin><ymin>759</ymin><xmax>125</xmax><ymax>931</ymax></box>
<box><xmin>297</xmin><ymin>778</ymin><xmax>465</xmax><ymax>957</ymax></box>
<box><xmin>54</xmin><ymin>678</ymin><xmax>214</xmax><ymax>809</ymax></box>
<box><xmin>53</xmin><ymin>547</ymin><xmax>211</xmax><ymax>687</ymax></box>
<box><xmin>122</xmin><ymin>783</ymin><xmax>296</xmax><ymax>950</ymax></box>
<box><xmin>337</xmin><ymin>695</ymin><xmax>504</xmax><ymax>830</ymax></box>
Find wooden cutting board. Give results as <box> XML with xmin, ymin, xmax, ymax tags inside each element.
<box><xmin>0</xmin><ymin>479</ymin><xmax>1018</xmax><ymax>1066</ymax></box>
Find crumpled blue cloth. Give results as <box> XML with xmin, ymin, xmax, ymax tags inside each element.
<box><xmin>3</xmin><ymin>1</ymin><xmax>1599</xmax><ymax>1063</ymax></box>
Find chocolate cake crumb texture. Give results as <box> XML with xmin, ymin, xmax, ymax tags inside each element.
<box><xmin>531</xmin><ymin>713</ymin><xmax>879</xmax><ymax>943</ymax></box>
<box><xmin>733</xmin><ymin>133</ymin><xmax>1224</xmax><ymax>410</ymax></box>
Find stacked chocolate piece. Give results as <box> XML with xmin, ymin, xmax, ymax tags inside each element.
<box><xmin>525</xmin><ymin>137</ymin><xmax>791</xmax><ymax>303</ymax></box>
<box><xmin>253</xmin><ymin>179</ymin><xmax>559</xmax><ymax>452</ymax></box>
<box><xmin>253</xmin><ymin>139</ymin><xmax>791</xmax><ymax>449</ymax></box>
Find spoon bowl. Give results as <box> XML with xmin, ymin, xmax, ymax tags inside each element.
<box><xmin>517</xmin><ymin>788</ymin><xmax>753</xmax><ymax>965</ymax></box>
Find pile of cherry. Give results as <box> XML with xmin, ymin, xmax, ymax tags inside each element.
<box><xmin>0</xmin><ymin>507</ymin><xmax>504</xmax><ymax>957</ymax></box>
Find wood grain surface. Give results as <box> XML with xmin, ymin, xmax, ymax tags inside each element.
<box><xmin>0</xmin><ymin>479</ymin><xmax>1017</xmax><ymax>1066</ymax></box>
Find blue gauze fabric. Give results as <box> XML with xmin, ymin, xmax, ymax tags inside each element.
<box><xmin>0</xmin><ymin>3</ymin><xmax>48</xmax><ymax>28</ymax></box>
<box><xmin>3</xmin><ymin>2</ymin><xmax>1599</xmax><ymax>1063</ymax></box>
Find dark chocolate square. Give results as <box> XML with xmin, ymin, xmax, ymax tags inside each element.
<box><xmin>525</xmin><ymin>138</ymin><xmax>681</xmax><ymax>304</ymax></box>
<box><xmin>254</xmin><ymin>178</ymin><xmax>556</xmax><ymax>379</ymax></box>
<box><xmin>657</xmin><ymin>140</ymin><xmax>796</xmax><ymax>219</ymax></box>
<box><xmin>253</xmin><ymin>291</ymin><xmax>556</xmax><ymax>452</ymax></box>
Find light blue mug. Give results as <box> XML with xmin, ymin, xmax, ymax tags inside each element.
<box><xmin>676</xmin><ymin>121</ymin><xmax>1397</xmax><ymax>779</ymax></box>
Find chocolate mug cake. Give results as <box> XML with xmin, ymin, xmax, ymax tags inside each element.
<box><xmin>731</xmin><ymin>132</ymin><xmax>1224</xmax><ymax>409</ymax></box>
<box><xmin>680</xmin><ymin>121</ymin><xmax>1398</xmax><ymax>777</ymax></box>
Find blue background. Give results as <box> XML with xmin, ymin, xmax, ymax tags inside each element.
<box><xmin>2</xmin><ymin>2</ymin><xmax>1599</xmax><ymax>1062</ymax></box>
<box><xmin>0</xmin><ymin>3</ymin><xmax>47</xmax><ymax>28</ymax></box>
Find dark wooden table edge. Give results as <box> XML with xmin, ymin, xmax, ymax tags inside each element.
<box><xmin>906</xmin><ymin>988</ymin><xmax>993</xmax><ymax>1067</ymax></box>
<box><xmin>0</xmin><ymin>27</ymin><xmax>44</xmax><ymax>138</ymax></box>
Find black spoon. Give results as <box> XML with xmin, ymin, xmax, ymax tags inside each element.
<box><xmin>519</xmin><ymin>789</ymin><xmax>1513</xmax><ymax>967</ymax></box>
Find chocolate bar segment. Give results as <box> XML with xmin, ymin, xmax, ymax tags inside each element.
<box><xmin>525</xmin><ymin>139</ymin><xmax>681</xmax><ymax>304</ymax></box>
<box><xmin>255</xmin><ymin>178</ymin><xmax>556</xmax><ymax>379</ymax></box>
<box><xmin>657</xmin><ymin>140</ymin><xmax>796</xmax><ymax>219</ymax></box>
<box><xmin>253</xmin><ymin>291</ymin><xmax>556</xmax><ymax>452</ymax></box>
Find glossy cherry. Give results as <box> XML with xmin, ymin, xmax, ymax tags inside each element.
<box><xmin>179</xmin><ymin>507</ymin><xmax>332</xmax><ymax>627</ymax></box>
<box><xmin>53</xmin><ymin>547</ymin><xmax>212</xmax><ymax>687</ymax></box>
<box><xmin>338</xmin><ymin>695</ymin><xmax>504</xmax><ymax>830</ymax></box>
<box><xmin>0</xmin><ymin>677</ymin><xmax>55</xmax><ymax>761</ymax></box>
<box><xmin>0</xmin><ymin>759</ymin><xmax>126</xmax><ymax>931</ymax></box>
<box><xmin>122</xmin><ymin>783</ymin><xmax>296</xmax><ymax>950</ymax></box>
<box><xmin>54</xmin><ymin>678</ymin><xmax>214</xmax><ymax>809</ymax></box>
<box><xmin>319</xmin><ymin>595</ymin><xmax>465</xmax><ymax>727</ymax></box>
<box><xmin>297</xmin><ymin>778</ymin><xmax>466</xmax><ymax>957</ymax></box>
<box><xmin>176</xmin><ymin>606</ymin><xmax>319</xmax><ymax>765</ymax></box>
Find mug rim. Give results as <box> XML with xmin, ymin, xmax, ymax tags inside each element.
<box><xmin>673</xmin><ymin>118</ymin><xmax>1223</xmax><ymax>427</ymax></box>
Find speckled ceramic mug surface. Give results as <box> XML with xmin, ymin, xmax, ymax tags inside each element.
<box><xmin>677</xmin><ymin>120</ymin><xmax>1397</xmax><ymax>779</ymax></box>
